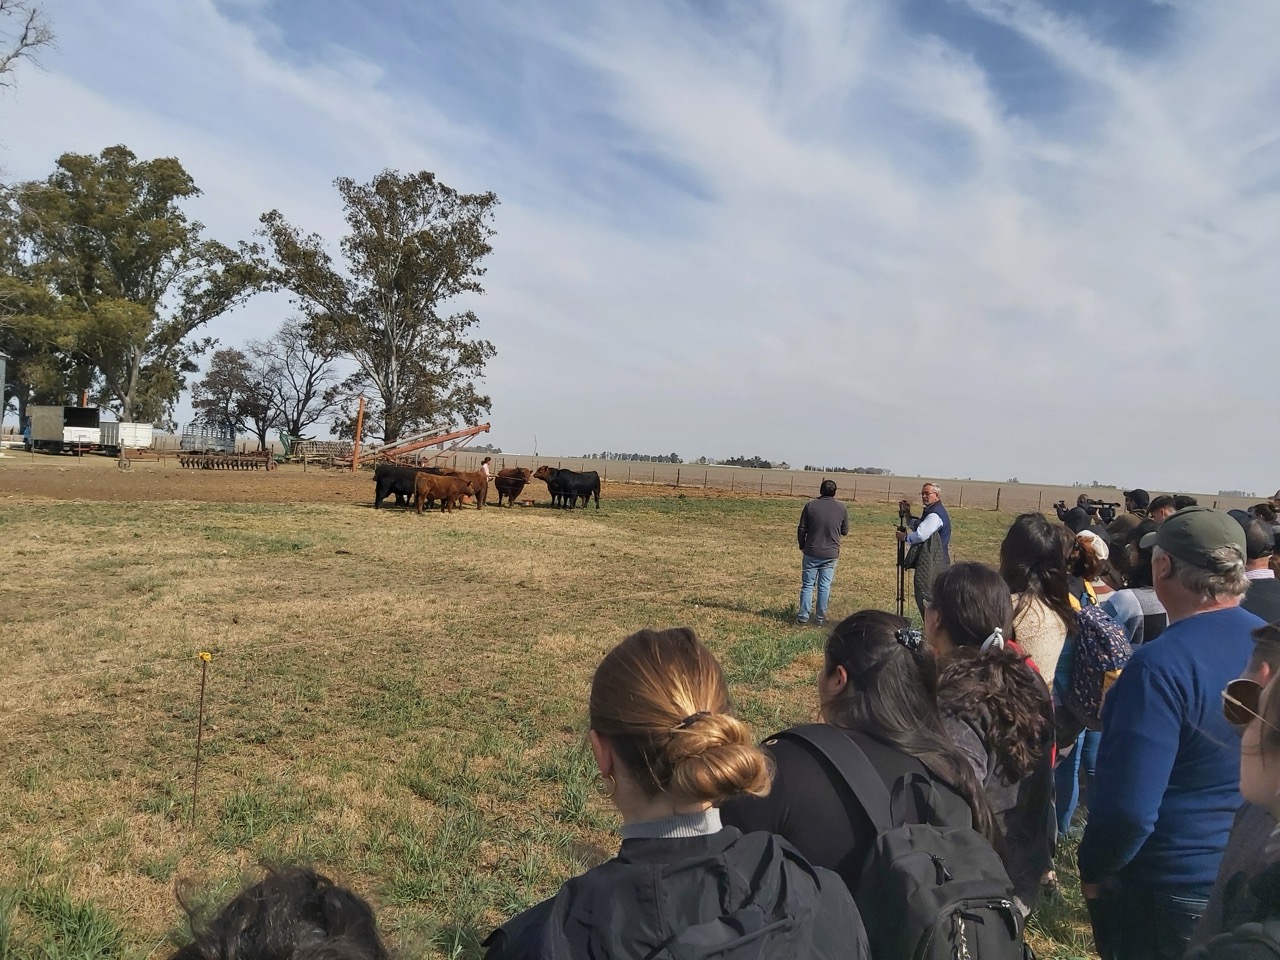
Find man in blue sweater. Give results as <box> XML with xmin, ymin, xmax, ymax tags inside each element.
<box><xmin>1079</xmin><ymin>507</ymin><xmax>1263</xmax><ymax>960</ymax></box>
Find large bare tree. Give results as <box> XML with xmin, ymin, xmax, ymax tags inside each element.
<box><xmin>260</xmin><ymin>170</ymin><xmax>498</xmax><ymax>442</ymax></box>
<box><xmin>246</xmin><ymin>316</ymin><xmax>342</xmax><ymax>440</ymax></box>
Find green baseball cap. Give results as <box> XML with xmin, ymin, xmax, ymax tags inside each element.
<box><xmin>1139</xmin><ymin>506</ymin><xmax>1247</xmax><ymax>567</ymax></box>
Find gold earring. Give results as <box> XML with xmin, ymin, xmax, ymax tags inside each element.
<box><xmin>595</xmin><ymin>773</ymin><xmax>616</xmax><ymax>799</ymax></box>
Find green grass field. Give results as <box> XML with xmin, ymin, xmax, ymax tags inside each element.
<box><xmin>0</xmin><ymin>491</ymin><xmax>1093</xmax><ymax>959</ymax></box>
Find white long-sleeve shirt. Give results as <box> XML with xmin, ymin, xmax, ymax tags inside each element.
<box><xmin>905</xmin><ymin>511</ymin><xmax>943</xmax><ymax>546</ymax></box>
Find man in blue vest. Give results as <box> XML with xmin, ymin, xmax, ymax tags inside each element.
<box><xmin>896</xmin><ymin>482</ymin><xmax>952</xmax><ymax>618</ymax></box>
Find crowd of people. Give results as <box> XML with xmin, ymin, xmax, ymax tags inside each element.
<box><xmin>171</xmin><ymin>487</ymin><xmax>1280</xmax><ymax>960</ymax></box>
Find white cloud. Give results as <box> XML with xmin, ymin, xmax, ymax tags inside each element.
<box><xmin>2</xmin><ymin>0</ymin><xmax>1278</xmax><ymax>492</ymax></box>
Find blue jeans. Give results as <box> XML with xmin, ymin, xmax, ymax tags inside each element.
<box><xmin>1055</xmin><ymin>727</ymin><xmax>1100</xmax><ymax>835</ymax></box>
<box><xmin>798</xmin><ymin>555</ymin><xmax>837</xmax><ymax>622</ymax></box>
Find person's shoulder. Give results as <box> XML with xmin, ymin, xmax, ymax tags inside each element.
<box><xmin>1192</xmin><ymin>919</ymin><xmax>1280</xmax><ymax>960</ymax></box>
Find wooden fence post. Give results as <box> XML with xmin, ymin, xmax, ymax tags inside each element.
<box><xmin>959</xmin><ymin>485</ymin><xmax>963</xmax><ymax>508</ymax></box>
<box><xmin>996</xmin><ymin>487</ymin><xmax>1002</xmax><ymax>511</ymax></box>
<box><xmin>760</xmin><ymin>474</ymin><xmax>764</xmax><ymax>495</ymax></box>
<box><xmin>731</xmin><ymin>472</ymin><xmax>735</xmax><ymax>492</ymax></box>
<box><xmin>886</xmin><ymin>482</ymin><xmax>892</xmax><ymax>504</ymax></box>
<box><xmin>790</xmin><ymin>476</ymin><xmax>794</xmax><ymax>496</ymax></box>
<box><xmin>676</xmin><ymin>468</ymin><xmax>681</xmax><ymax>487</ymax></box>
<box><xmin>704</xmin><ymin>470</ymin><xmax>708</xmax><ymax>488</ymax></box>
<box><xmin>852</xmin><ymin>479</ymin><xmax>857</xmax><ymax>501</ymax></box>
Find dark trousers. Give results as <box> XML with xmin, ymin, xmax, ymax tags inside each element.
<box><xmin>1087</xmin><ymin>884</ymin><xmax>1209</xmax><ymax>960</ymax></box>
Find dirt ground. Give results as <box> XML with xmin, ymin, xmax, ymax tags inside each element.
<box><xmin>0</xmin><ymin>452</ymin><xmax>749</xmax><ymax>505</ymax></box>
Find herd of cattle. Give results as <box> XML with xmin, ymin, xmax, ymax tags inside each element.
<box><xmin>372</xmin><ymin>463</ymin><xmax>602</xmax><ymax>513</ymax></box>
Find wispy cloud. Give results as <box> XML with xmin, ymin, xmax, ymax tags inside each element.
<box><xmin>2</xmin><ymin>0</ymin><xmax>1278</xmax><ymax>491</ymax></box>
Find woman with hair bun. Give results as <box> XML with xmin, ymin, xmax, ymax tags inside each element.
<box><xmin>720</xmin><ymin>610</ymin><xmax>996</xmax><ymax>890</ymax></box>
<box><xmin>926</xmin><ymin>562</ymin><xmax>1055</xmax><ymax>912</ymax></box>
<box><xmin>486</xmin><ymin>627</ymin><xmax>866</xmax><ymax>960</ymax></box>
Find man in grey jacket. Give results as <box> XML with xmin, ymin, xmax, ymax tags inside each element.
<box><xmin>796</xmin><ymin>480</ymin><xmax>849</xmax><ymax>626</ymax></box>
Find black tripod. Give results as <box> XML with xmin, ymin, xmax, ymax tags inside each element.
<box><xmin>895</xmin><ymin>502</ymin><xmax>911</xmax><ymax>618</ymax></box>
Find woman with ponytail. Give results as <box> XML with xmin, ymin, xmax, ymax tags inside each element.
<box><xmin>1000</xmin><ymin>512</ymin><xmax>1078</xmax><ymax>676</ymax></box>
<box><xmin>720</xmin><ymin>610</ymin><xmax>997</xmax><ymax>891</ymax></box>
<box><xmin>486</xmin><ymin>627</ymin><xmax>865</xmax><ymax>960</ymax></box>
<box><xmin>927</xmin><ymin>562</ymin><xmax>1056</xmax><ymax>912</ymax></box>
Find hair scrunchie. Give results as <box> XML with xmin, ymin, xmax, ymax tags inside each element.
<box><xmin>980</xmin><ymin>627</ymin><xmax>1005</xmax><ymax>653</ymax></box>
<box><xmin>895</xmin><ymin>627</ymin><xmax>925</xmax><ymax>652</ymax></box>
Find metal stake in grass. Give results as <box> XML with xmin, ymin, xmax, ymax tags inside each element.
<box><xmin>191</xmin><ymin>651</ymin><xmax>212</xmax><ymax>831</ymax></box>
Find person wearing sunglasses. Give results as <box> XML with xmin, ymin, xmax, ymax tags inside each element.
<box><xmin>1078</xmin><ymin>507</ymin><xmax>1264</xmax><ymax>960</ymax></box>
<box><xmin>1186</xmin><ymin>665</ymin><xmax>1280</xmax><ymax>960</ymax></box>
<box><xmin>1188</xmin><ymin>623</ymin><xmax>1280</xmax><ymax>952</ymax></box>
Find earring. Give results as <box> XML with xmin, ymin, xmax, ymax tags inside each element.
<box><xmin>595</xmin><ymin>773</ymin><xmax>616</xmax><ymax>799</ymax></box>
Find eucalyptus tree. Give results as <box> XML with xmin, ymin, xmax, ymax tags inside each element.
<box><xmin>1</xmin><ymin>145</ymin><xmax>265</xmax><ymax>423</ymax></box>
<box><xmin>260</xmin><ymin>170</ymin><xmax>498</xmax><ymax>442</ymax></box>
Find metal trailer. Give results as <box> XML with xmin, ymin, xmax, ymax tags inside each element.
<box><xmin>99</xmin><ymin>421</ymin><xmax>155</xmax><ymax>456</ymax></box>
<box><xmin>23</xmin><ymin>405</ymin><xmax>102</xmax><ymax>454</ymax></box>
<box><xmin>180</xmin><ymin>422</ymin><xmax>236</xmax><ymax>455</ymax></box>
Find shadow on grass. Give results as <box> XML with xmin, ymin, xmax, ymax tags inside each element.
<box><xmin>685</xmin><ymin>596</ymin><xmax>798</xmax><ymax>623</ymax></box>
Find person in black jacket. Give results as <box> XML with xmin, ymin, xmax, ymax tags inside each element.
<box><xmin>720</xmin><ymin>610</ymin><xmax>997</xmax><ymax>891</ymax></box>
<box><xmin>1233</xmin><ymin>515</ymin><xmax>1280</xmax><ymax>624</ymax></box>
<box><xmin>485</xmin><ymin>627</ymin><xmax>866</xmax><ymax>960</ymax></box>
<box><xmin>1188</xmin><ymin>650</ymin><xmax>1280</xmax><ymax>960</ymax></box>
<box><xmin>926</xmin><ymin>562</ymin><xmax>1055</xmax><ymax>913</ymax></box>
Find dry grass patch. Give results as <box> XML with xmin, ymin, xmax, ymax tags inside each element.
<box><xmin>0</xmin><ymin>490</ymin><xmax>1090</xmax><ymax>959</ymax></box>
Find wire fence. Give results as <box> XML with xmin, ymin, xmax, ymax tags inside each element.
<box><xmin>2</xmin><ymin>428</ymin><xmax>1263</xmax><ymax>514</ymax></box>
<box><xmin>441</xmin><ymin>454</ymin><xmax>1264</xmax><ymax>515</ymax></box>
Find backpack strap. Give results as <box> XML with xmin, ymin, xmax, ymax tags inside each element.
<box><xmin>771</xmin><ymin>724</ymin><xmax>894</xmax><ymax>834</ymax></box>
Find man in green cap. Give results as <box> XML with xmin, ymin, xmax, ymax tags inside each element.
<box><xmin>1078</xmin><ymin>507</ymin><xmax>1263</xmax><ymax>960</ymax></box>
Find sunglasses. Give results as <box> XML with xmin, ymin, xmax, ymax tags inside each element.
<box><xmin>1222</xmin><ymin>678</ymin><xmax>1269</xmax><ymax>728</ymax></box>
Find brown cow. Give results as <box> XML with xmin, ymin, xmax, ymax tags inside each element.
<box><xmin>436</xmin><ymin>468</ymin><xmax>489</xmax><ymax>509</ymax></box>
<box><xmin>494</xmin><ymin>467</ymin><xmax>533</xmax><ymax>507</ymax></box>
<box><xmin>414</xmin><ymin>473</ymin><xmax>471</xmax><ymax>514</ymax></box>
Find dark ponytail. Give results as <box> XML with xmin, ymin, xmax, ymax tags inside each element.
<box><xmin>822</xmin><ymin>610</ymin><xmax>999</xmax><ymax>843</ymax></box>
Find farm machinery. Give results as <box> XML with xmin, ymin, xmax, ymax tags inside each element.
<box><xmin>351</xmin><ymin>421</ymin><xmax>492</xmax><ymax>470</ymax></box>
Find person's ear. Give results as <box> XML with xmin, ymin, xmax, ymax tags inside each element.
<box><xmin>588</xmin><ymin>729</ymin><xmax>613</xmax><ymax>778</ymax></box>
<box><xmin>829</xmin><ymin>664</ymin><xmax>849</xmax><ymax>695</ymax></box>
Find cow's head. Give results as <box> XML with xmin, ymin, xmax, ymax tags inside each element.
<box><xmin>533</xmin><ymin>465</ymin><xmax>554</xmax><ymax>481</ymax></box>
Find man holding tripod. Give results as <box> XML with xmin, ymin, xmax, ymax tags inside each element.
<box><xmin>896</xmin><ymin>482</ymin><xmax>952</xmax><ymax>618</ymax></box>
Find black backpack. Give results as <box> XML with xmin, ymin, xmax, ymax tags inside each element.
<box><xmin>773</xmin><ymin>725</ymin><xmax>1029</xmax><ymax>960</ymax></box>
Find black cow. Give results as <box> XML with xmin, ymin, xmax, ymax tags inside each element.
<box><xmin>533</xmin><ymin>465</ymin><xmax>601</xmax><ymax>509</ymax></box>
<box><xmin>373</xmin><ymin>463</ymin><xmax>446</xmax><ymax>508</ymax></box>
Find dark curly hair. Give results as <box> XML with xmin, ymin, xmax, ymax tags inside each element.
<box><xmin>172</xmin><ymin>866</ymin><xmax>389</xmax><ymax>960</ymax></box>
<box><xmin>930</xmin><ymin>563</ymin><xmax>1052</xmax><ymax>783</ymax></box>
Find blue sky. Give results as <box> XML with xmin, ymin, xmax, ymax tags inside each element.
<box><xmin>2</xmin><ymin>0</ymin><xmax>1279</xmax><ymax>492</ymax></box>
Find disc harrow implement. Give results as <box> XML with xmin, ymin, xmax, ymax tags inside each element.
<box><xmin>178</xmin><ymin>451</ymin><xmax>275</xmax><ymax>471</ymax></box>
